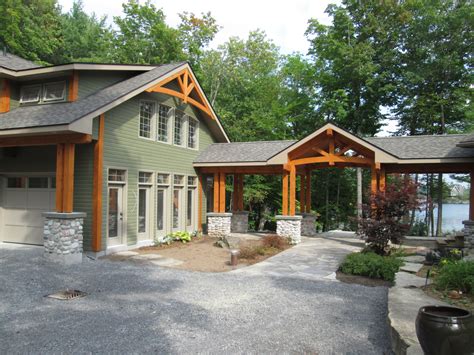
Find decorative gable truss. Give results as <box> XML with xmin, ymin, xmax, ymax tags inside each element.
<box><xmin>146</xmin><ymin>67</ymin><xmax>214</xmax><ymax>119</ymax></box>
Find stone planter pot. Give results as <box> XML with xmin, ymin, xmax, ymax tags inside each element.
<box><xmin>415</xmin><ymin>305</ymin><xmax>474</xmax><ymax>355</ymax></box>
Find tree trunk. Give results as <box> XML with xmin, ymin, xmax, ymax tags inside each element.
<box><xmin>409</xmin><ymin>174</ymin><xmax>419</xmax><ymax>229</ymax></box>
<box><xmin>425</xmin><ymin>174</ymin><xmax>431</xmax><ymax>237</ymax></box>
<box><xmin>429</xmin><ymin>174</ymin><xmax>435</xmax><ymax>237</ymax></box>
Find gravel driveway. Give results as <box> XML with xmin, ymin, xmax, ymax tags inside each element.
<box><xmin>0</xmin><ymin>235</ymin><xmax>392</xmax><ymax>354</ymax></box>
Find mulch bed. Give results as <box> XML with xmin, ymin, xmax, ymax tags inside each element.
<box><xmin>422</xmin><ymin>284</ymin><xmax>474</xmax><ymax>312</ymax></box>
<box><xmin>336</xmin><ymin>271</ymin><xmax>393</xmax><ymax>287</ymax></box>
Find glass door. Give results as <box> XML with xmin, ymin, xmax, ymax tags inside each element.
<box><xmin>172</xmin><ymin>188</ymin><xmax>183</xmax><ymax>231</ymax></box>
<box><xmin>137</xmin><ymin>186</ymin><xmax>151</xmax><ymax>241</ymax></box>
<box><xmin>108</xmin><ymin>185</ymin><xmax>124</xmax><ymax>245</ymax></box>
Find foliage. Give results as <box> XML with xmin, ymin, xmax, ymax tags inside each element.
<box><xmin>357</xmin><ymin>176</ymin><xmax>421</xmax><ymax>255</ymax></box>
<box><xmin>238</xmin><ymin>245</ymin><xmax>270</xmax><ymax>260</ymax></box>
<box><xmin>155</xmin><ymin>231</ymin><xmax>194</xmax><ymax>245</ymax></box>
<box><xmin>261</xmin><ymin>235</ymin><xmax>288</xmax><ymax>250</ymax></box>
<box><xmin>339</xmin><ymin>251</ymin><xmax>404</xmax><ymax>282</ymax></box>
<box><xmin>434</xmin><ymin>260</ymin><xmax>474</xmax><ymax>294</ymax></box>
<box><xmin>409</xmin><ymin>219</ymin><xmax>428</xmax><ymax>237</ymax></box>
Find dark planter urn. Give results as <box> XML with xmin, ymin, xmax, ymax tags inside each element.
<box><xmin>416</xmin><ymin>305</ymin><xmax>474</xmax><ymax>355</ymax></box>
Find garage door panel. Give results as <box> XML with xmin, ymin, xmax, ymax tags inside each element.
<box><xmin>3</xmin><ymin>225</ymin><xmax>43</xmax><ymax>245</ymax></box>
<box><xmin>3</xmin><ymin>209</ymin><xmax>44</xmax><ymax>227</ymax></box>
<box><xmin>4</xmin><ymin>190</ymin><xmax>27</xmax><ymax>208</ymax></box>
<box><xmin>27</xmin><ymin>190</ymin><xmax>53</xmax><ymax>210</ymax></box>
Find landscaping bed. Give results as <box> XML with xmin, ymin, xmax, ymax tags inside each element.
<box><xmin>107</xmin><ymin>234</ymin><xmax>291</xmax><ymax>272</ymax></box>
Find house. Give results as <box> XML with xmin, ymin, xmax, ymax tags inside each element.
<box><xmin>2</xmin><ymin>52</ymin><xmax>474</xmax><ymax>262</ymax></box>
<box><xmin>0</xmin><ymin>52</ymin><xmax>228</xmax><ymax>261</ymax></box>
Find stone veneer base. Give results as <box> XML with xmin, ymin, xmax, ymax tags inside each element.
<box><xmin>207</xmin><ymin>213</ymin><xmax>232</xmax><ymax>238</ymax></box>
<box><xmin>462</xmin><ymin>220</ymin><xmax>474</xmax><ymax>253</ymax></box>
<box><xmin>231</xmin><ymin>211</ymin><xmax>249</xmax><ymax>233</ymax></box>
<box><xmin>43</xmin><ymin>212</ymin><xmax>86</xmax><ymax>264</ymax></box>
<box><xmin>299</xmin><ymin>213</ymin><xmax>317</xmax><ymax>237</ymax></box>
<box><xmin>276</xmin><ymin>215</ymin><xmax>302</xmax><ymax>244</ymax></box>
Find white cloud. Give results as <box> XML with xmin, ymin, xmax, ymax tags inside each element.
<box><xmin>57</xmin><ymin>0</ymin><xmax>340</xmax><ymax>54</ymax></box>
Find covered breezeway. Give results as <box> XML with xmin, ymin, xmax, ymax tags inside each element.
<box><xmin>194</xmin><ymin>123</ymin><xmax>474</xmax><ymax>246</ymax></box>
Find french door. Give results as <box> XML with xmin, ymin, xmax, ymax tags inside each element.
<box><xmin>137</xmin><ymin>186</ymin><xmax>152</xmax><ymax>241</ymax></box>
<box><xmin>108</xmin><ymin>185</ymin><xmax>124</xmax><ymax>246</ymax></box>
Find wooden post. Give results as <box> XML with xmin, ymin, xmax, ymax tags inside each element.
<box><xmin>371</xmin><ymin>165</ymin><xmax>378</xmax><ymax>196</ymax></box>
<box><xmin>219</xmin><ymin>172</ymin><xmax>226</xmax><ymax>213</ymax></box>
<box><xmin>55</xmin><ymin>143</ymin><xmax>75</xmax><ymax>213</ymax></box>
<box><xmin>0</xmin><ymin>79</ymin><xmax>10</xmax><ymax>113</ymax></box>
<box><xmin>379</xmin><ymin>167</ymin><xmax>386</xmax><ymax>192</ymax></box>
<box><xmin>92</xmin><ymin>114</ymin><xmax>104</xmax><ymax>251</ymax></box>
<box><xmin>55</xmin><ymin>144</ymin><xmax>65</xmax><ymax>212</ymax></box>
<box><xmin>213</xmin><ymin>172</ymin><xmax>219</xmax><ymax>213</ymax></box>
<box><xmin>238</xmin><ymin>174</ymin><xmax>244</xmax><ymax>211</ymax></box>
<box><xmin>470</xmin><ymin>171</ymin><xmax>474</xmax><ymax>220</ymax></box>
<box><xmin>300</xmin><ymin>174</ymin><xmax>306</xmax><ymax>213</ymax></box>
<box><xmin>198</xmin><ymin>175</ymin><xmax>203</xmax><ymax>231</ymax></box>
<box><xmin>282</xmin><ymin>173</ymin><xmax>289</xmax><ymax>215</ymax></box>
<box><xmin>68</xmin><ymin>71</ymin><xmax>79</xmax><ymax>102</ymax></box>
<box><xmin>305</xmin><ymin>169</ymin><xmax>311</xmax><ymax>212</ymax></box>
<box><xmin>289</xmin><ymin>164</ymin><xmax>296</xmax><ymax>216</ymax></box>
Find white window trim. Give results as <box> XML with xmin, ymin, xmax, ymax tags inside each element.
<box><xmin>19</xmin><ymin>84</ymin><xmax>42</xmax><ymax>104</ymax></box>
<box><xmin>106</xmin><ymin>167</ymin><xmax>128</xmax><ymax>247</ymax></box>
<box><xmin>187</xmin><ymin>116</ymin><xmax>199</xmax><ymax>151</ymax></box>
<box><xmin>138</xmin><ymin>100</ymin><xmax>156</xmax><ymax>141</ymax></box>
<box><xmin>156</xmin><ymin>170</ymin><xmax>172</xmax><ymax>236</ymax></box>
<box><xmin>43</xmin><ymin>81</ymin><xmax>66</xmax><ymax>102</ymax></box>
<box><xmin>173</xmin><ymin>110</ymin><xmax>187</xmax><ymax>147</ymax></box>
<box><xmin>138</xmin><ymin>171</ymin><xmax>154</xmax><ymax>186</ymax></box>
<box><xmin>156</xmin><ymin>104</ymin><xmax>173</xmax><ymax>145</ymax></box>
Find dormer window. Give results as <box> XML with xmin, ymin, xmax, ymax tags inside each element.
<box><xmin>43</xmin><ymin>81</ymin><xmax>66</xmax><ymax>102</ymax></box>
<box><xmin>20</xmin><ymin>81</ymin><xmax>66</xmax><ymax>104</ymax></box>
<box><xmin>20</xmin><ymin>85</ymin><xmax>41</xmax><ymax>103</ymax></box>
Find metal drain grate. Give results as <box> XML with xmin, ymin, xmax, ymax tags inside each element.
<box><xmin>45</xmin><ymin>289</ymin><xmax>87</xmax><ymax>300</ymax></box>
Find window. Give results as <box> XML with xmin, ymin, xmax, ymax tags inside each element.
<box><xmin>187</xmin><ymin>188</ymin><xmax>194</xmax><ymax>227</ymax></box>
<box><xmin>187</xmin><ymin>176</ymin><xmax>197</xmax><ymax>186</ymax></box>
<box><xmin>172</xmin><ymin>189</ymin><xmax>181</xmax><ymax>229</ymax></box>
<box><xmin>28</xmin><ymin>177</ymin><xmax>49</xmax><ymax>188</ymax></box>
<box><xmin>174</xmin><ymin>175</ymin><xmax>184</xmax><ymax>186</ymax></box>
<box><xmin>157</xmin><ymin>105</ymin><xmax>171</xmax><ymax>142</ymax></box>
<box><xmin>108</xmin><ymin>169</ymin><xmax>126</xmax><ymax>183</ymax></box>
<box><xmin>139</xmin><ymin>172</ymin><xmax>153</xmax><ymax>184</ymax></box>
<box><xmin>43</xmin><ymin>82</ymin><xmax>65</xmax><ymax>102</ymax></box>
<box><xmin>7</xmin><ymin>177</ymin><xmax>26</xmax><ymax>188</ymax></box>
<box><xmin>174</xmin><ymin>111</ymin><xmax>185</xmax><ymax>146</ymax></box>
<box><xmin>139</xmin><ymin>101</ymin><xmax>155</xmax><ymax>139</ymax></box>
<box><xmin>157</xmin><ymin>173</ymin><xmax>170</xmax><ymax>185</ymax></box>
<box><xmin>20</xmin><ymin>85</ymin><xmax>41</xmax><ymax>103</ymax></box>
<box><xmin>187</xmin><ymin>118</ymin><xmax>198</xmax><ymax>149</ymax></box>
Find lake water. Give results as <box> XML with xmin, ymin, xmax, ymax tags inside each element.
<box><xmin>415</xmin><ymin>203</ymin><xmax>469</xmax><ymax>232</ymax></box>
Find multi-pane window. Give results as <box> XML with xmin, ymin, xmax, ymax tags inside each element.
<box><xmin>43</xmin><ymin>82</ymin><xmax>66</xmax><ymax>102</ymax></box>
<box><xmin>174</xmin><ymin>111</ymin><xmax>185</xmax><ymax>146</ymax></box>
<box><xmin>28</xmin><ymin>177</ymin><xmax>49</xmax><ymax>188</ymax></box>
<box><xmin>174</xmin><ymin>175</ymin><xmax>184</xmax><ymax>185</ymax></box>
<box><xmin>139</xmin><ymin>101</ymin><xmax>155</xmax><ymax>139</ymax></box>
<box><xmin>187</xmin><ymin>176</ymin><xmax>197</xmax><ymax>186</ymax></box>
<box><xmin>188</xmin><ymin>118</ymin><xmax>198</xmax><ymax>149</ymax></box>
<box><xmin>157</xmin><ymin>173</ymin><xmax>170</xmax><ymax>185</ymax></box>
<box><xmin>139</xmin><ymin>172</ymin><xmax>153</xmax><ymax>184</ymax></box>
<box><xmin>7</xmin><ymin>177</ymin><xmax>27</xmax><ymax>188</ymax></box>
<box><xmin>157</xmin><ymin>105</ymin><xmax>171</xmax><ymax>142</ymax></box>
<box><xmin>20</xmin><ymin>85</ymin><xmax>41</xmax><ymax>103</ymax></box>
<box><xmin>108</xmin><ymin>169</ymin><xmax>126</xmax><ymax>183</ymax></box>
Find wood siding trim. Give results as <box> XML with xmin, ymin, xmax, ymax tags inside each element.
<box><xmin>55</xmin><ymin>143</ymin><xmax>75</xmax><ymax>213</ymax></box>
<box><xmin>282</xmin><ymin>173</ymin><xmax>288</xmax><ymax>215</ymax></box>
<box><xmin>0</xmin><ymin>79</ymin><xmax>10</xmax><ymax>113</ymax></box>
<box><xmin>92</xmin><ymin>114</ymin><xmax>104</xmax><ymax>251</ymax></box>
<box><xmin>289</xmin><ymin>164</ymin><xmax>296</xmax><ymax>216</ymax></box>
<box><xmin>198</xmin><ymin>175</ymin><xmax>203</xmax><ymax>231</ymax></box>
<box><xmin>219</xmin><ymin>172</ymin><xmax>226</xmax><ymax>213</ymax></box>
<box><xmin>213</xmin><ymin>172</ymin><xmax>219</xmax><ymax>212</ymax></box>
<box><xmin>0</xmin><ymin>133</ymin><xmax>92</xmax><ymax>147</ymax></box>
<box><xmin>300</xmin><ymin>174</ymin><xmax>306</xmax><ymax>213</ymax></box>
<box><xmin>68</xmin><ymin>71</ymin><xmax>79</xmax><ymax>102</ymax></box>
<box><xmin>55</xmin><ymin>144</ymin><xmax>64</xmax><ymax>212</ymax></box>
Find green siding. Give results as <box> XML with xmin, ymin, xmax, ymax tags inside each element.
<box><xmin>102</xmin><ymin>91</ymin><xmax>216</xmax><ymax>248</ymax></box>
<box><xmin>73</xmin><ymin>144</ymin><xmax>94</xmax><ymax>250</ymax></box>
<box><xmin>78</xmin><ymin>71</ymin><xmax>134</xmax><ymax>99</ymax></box>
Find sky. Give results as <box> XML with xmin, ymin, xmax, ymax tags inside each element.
<box><xmin>57</xmin><ymin>0</ymin><xmax>338</xmax><ymax>55</ymax></box>
<box><xmin>57</xmin><ymin>0</ymin><xmax>398</xmax><ymax>136</ymax></box>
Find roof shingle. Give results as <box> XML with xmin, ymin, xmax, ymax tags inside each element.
<box><xmin>0</xmin><ymin>52</ymin><xmax>41</xmax><ymax>70</ymax></box>
<box><xmin>0</xmin><ymin>62</ymin><xmax>184</xmax><ymax>130</ymax></box>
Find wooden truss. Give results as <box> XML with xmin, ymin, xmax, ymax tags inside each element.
<box><xmin>146</xmin><ymin>68</ymin><xmax>214</xmax><ymax>118</ymax></box>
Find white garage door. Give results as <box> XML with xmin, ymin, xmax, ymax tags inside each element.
<box><xmin>1</xmin><ymin>176</ymin><xmax>56</xmax><ymax>245</ymax></box>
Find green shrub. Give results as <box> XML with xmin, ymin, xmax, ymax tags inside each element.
<box><xmin>434</xmin><ymin>260</ymin><xmax>474</xmax><ymax>294</ymax></box>
<box><xmin>339</xmin><ymin>252</ymin><xmax>404</xmax><ymax>282</ymax></box>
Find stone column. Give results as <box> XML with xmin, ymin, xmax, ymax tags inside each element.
<box><xmin>462</xmin><ymin>220</ymin><xmax>474</xmax><ymax>254</ymax></box>
<box><xmin>299</xmin><ymin>213</ymin><xmax>317</xmax><ymax>237</ymax></box>
<box><xmin>207</xmin><ymin>212</ymin><xmax>232</xmax><ymax>238</ymax></box>
<box><xmin>231</xmin><ymin>211</ymin><xmax>249</xmax><ymax>233</ymax></box>
<box><xmin>43</xmin><ymin>212</ymin><xmax>85</xmax><ymax>264</ymax></box>
<box><xmin>276</xmin><ymin>215</ymin><xmax>302</xmax><ymax>244</ymax></box>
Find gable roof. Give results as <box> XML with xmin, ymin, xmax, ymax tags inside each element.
<box><xmin>457</xmin><ymin>133</ymin><xmax>474</xmax><ymax>148</ymax></box>
<box><xmin>195</xmin><ymin>123</ymin><xmax>474</xmax><ymax>166</ymax></box>
<box><xmin>0</xmin><ymin>62</ymin><xmax>229</xmax><ymax>142</ymax></box>
<box><xmin>366</xmin><ymin>135</ymin><xmax>474</xmax><ymax>159</ymax></box>
<box><xmin>0</xmin><ymin>52</ymin><xmax>42</xmax><ymax>70</ymax></box>
<box><xmin>194</xmin><ymin>140</ymin><xmax>295</xmax><ymax>164</ymax></box>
